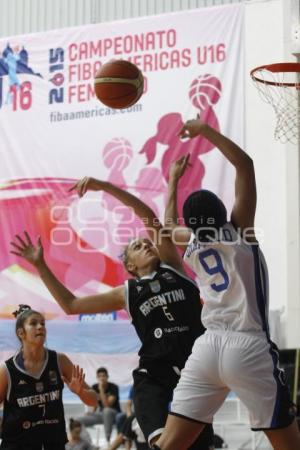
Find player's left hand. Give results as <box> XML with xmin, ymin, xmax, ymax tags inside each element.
<box><xmin>69</xmin><ymin>176</ymin><xmax>104</xmax><ymax>197</ymax></box>
<box><xmin>62</xmin><ymin>364</ymin><xmax>85</xmax><ymax>395</ymax></box>
<box><xmin>169</xmin><ymin>154</ymin><xmax>191</xmax><ymax>181</ymax></box>
<box><xmin>10</xmin><ymin>232</ymin><xmax>44</xmax><ymax>268</ymax></box>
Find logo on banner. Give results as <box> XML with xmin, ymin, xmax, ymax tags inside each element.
<box><xmin>48</xmin><ymin>47</ymin><xmax>65</xmax><ymax>105</ymax></box>
<box><xmin>0</xmin><ymin>43</ymin><xmax>41</xmax><ymax>111</ymax></box>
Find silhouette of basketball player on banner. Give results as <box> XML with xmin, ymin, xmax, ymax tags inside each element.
<box><xmin>140</xmin><ymin>74</ymin><xmax>222</xmax><ymax>214</ymax></box>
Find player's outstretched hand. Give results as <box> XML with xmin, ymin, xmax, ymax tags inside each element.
<box><xmin>62</xmin><ymin>365</ymin><xmax>85</xmax><ymax>395</ymax></box>
<box><xmin>10</xmin><ymin>232</ymin><xmax>44</xmax><ymax>268</ymax></box>
<box><xmin>169</xmin><ymin>154</ymin><xmax>191</xmax><ymax>181</ymax></box>
<box><xmin>178</xmin><ymin>118</ymin><xmax>206</xmax><ymax>139</ymax></box>
<box><xmin>69</xmin><ymin>176</ymin><xmax>104</xmax><ymax>197</ymax></box>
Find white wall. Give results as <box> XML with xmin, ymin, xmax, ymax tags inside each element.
<box><xmin>245</xmin><ymin>0</ymin><xmax>286</xmax><ymax>308</ymax></box>
<box><xmin>245</xmin><ymin>0</ymin><xmax>300</xmax><ymax>348</ymax></box>
<box><xmin>283</xmin><ymin>0</ymin><xmax>300</xmax><ymax>348</ymax></box>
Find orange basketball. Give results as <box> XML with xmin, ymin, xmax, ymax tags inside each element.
<box><xmin>94</xmin><ymin>60</ymin><xmax>144</xmax><ymax>109</ymax></box>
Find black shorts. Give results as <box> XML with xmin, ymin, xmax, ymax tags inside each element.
<box><xmin>133</xmin><ymin>366</ymin><xmax>214</xmax><ymax>449</ymax></box>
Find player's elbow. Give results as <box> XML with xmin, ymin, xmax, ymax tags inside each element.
<box><xmin>243</xmin><ymin>154</ymin><xmax>253</xmax><ymax>167</ymax></box>
<box><xmin>237</xmin><ymin>155</ymin><xmax>254</xmax><ymax>173</ymax></box>
<box><xmin>245</xmin><ymin>155</ymin><xmax>254</xmax><ymax>166</ymax></box>
<box><xmin>63</xmin><ymin>298</ymin><xmax>79</xmax><ymax>315</ymax></box>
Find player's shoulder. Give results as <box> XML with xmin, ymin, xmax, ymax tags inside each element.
<box><xmin>2</xmin><ymin>355</ymin><xmax>14</xmax><ymax>366</ymax></box>
<box><xmin>0</xmin><ymin>363</ymin><xmax>9</xmax><ymax>402</ymax></box>
<box><xmin>0</xmin><ymin>362</ymin><xmax>9</xmax><ymax>386</ymax></box>
<box><xmin>0</xmin><ymin>362</ymin><xmax>8</xmax><ymax>374</ymax></box>
<box><xmin>47</xmin><ymin>348</ymin><xmax>58</xmax><ymax>358</ymax></box>
<box><xmin>159</xmin><ymin>262</ymin><xmax>199</xmax><ymax>289</ymax></box>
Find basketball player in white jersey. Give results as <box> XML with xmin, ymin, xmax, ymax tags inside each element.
<box><xmin>153</xmin><ymin>119</ymin><xmax>300</xmax><ymax>450</ymax></box>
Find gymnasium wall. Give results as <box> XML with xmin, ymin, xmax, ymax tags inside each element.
<box><xmin>0</xmin><ymin>0</ymin><xmax>246</xmax><ymax>38</ymax></box>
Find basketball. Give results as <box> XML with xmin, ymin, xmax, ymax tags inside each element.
<box><xmin>189</xmin><ymin>74</ymin><xmax>222</xmax><ymax>111</ymax></box>
<box><xmin>94</xmin><ymin>60</ymin><xmax>144</xmax><ymax>109</ymax></box>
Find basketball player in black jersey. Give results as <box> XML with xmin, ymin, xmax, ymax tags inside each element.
<box><xmin>10</xmin><ymin>180</ymin><xmax>214</xmax><ymax>449</ymax></box>
<box><xmin>0</xmin><ymin>305</ymin><xmax>98</xmax><ymax>450</ymax></box>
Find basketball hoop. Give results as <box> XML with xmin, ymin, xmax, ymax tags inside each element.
<box><xmin>250</xmin><ymin>63</ymin><xmax>300</xmax><ymax>144</ymax></box>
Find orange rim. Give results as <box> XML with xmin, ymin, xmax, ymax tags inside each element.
<box><xmin>250</xmin><ymin>62</ymin><xmax>300</xmax><ymax>87</ymax></box>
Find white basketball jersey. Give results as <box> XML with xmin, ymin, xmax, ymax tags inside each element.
<box><xmin>183</xmin><ymin>222</ymin><xmax>269</xmax><ymax>332</ymax></box>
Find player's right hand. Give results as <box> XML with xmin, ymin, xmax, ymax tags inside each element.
<box><xmin>10</xmin><ymin>232</ymin><xmax>44</xmax><ymax>267</ymax></box>
<box><xmin>69</xmin><ymin>176</ymin><xmax>104</xmax><ymax>197</ymax></box>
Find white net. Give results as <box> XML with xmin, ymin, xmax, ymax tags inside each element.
<box><xmin>251</xmin><ymin>63</ymin><xmax>300</xmax><ymax>144</ymax></box>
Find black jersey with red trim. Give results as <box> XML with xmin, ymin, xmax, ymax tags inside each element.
<box><xmin>2</xmin><ymin>349</ymin><xmax>67</xmax><ymax>446</ymax></box>
<box><xmin>125</xmin><ymin>263</ymin><xmax>205</xmax><ymax>369</ymax></box>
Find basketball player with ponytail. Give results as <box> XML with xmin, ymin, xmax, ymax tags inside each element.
<box><xmin>0</xmin><ymin>305</ymin><xmax>98</xmax><ymax>450</ymax></box>
<box><xmin>10</xmin><ymin>181</ymin><xmax>214</xmax><ymax>449</ymax></box>
<box><xmin>153</xmin><ymin>119</ymin><xmax>300</xmax><ymax>450</ymax></box>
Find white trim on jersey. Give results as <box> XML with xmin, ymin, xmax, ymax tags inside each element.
<box><xmin>4</xmin><ymin>363</ymin><xmax>11</xmax><ymax>401</ymax></box>
<box><xmin>13</xmin><ymin>349</ymin><xmax>49</xmax><ymax>380</ymax></box>
<box><xmin>138</xmin><ymin>262</ymin><xmax>198</xmax><ymax>289</ymax></box>
<box><xmin>139</xmin><ymin>270</ymin><xmax>158</xmax><ymax>280</ymax></box>
<box><xmin>124</xmin><ymin>280</ymin><xmax>133</xmax><ymax>322</ymax></box>
<box><xmin>148</xmin><ymin>428</ymin><xmax>165</xmax><ymax>446</ymax></box>
<box><xmin>56</xmin><ymin>352</ymin><xmax>63</xmax><ymax>378</ymax></box>
<box><xmin>172</xmin><ymin>366</ymin><xmax>181</xmax><ymax>376</ymax></box>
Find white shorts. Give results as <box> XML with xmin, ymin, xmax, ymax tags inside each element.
<box><xmin>171</xmin><ymin>330</ymin><xmax>294</xmax><ymax>430</ymax></box>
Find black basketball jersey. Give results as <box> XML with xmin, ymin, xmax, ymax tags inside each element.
<box><xmin>2</xmin><ymin>348</ymin><xmax>67</xmax><ymax>446</ymax></box>
<box><xmin>125</xmin><ymin>263</ymin><xmax>205</xmax><ymax>369</ymax></box>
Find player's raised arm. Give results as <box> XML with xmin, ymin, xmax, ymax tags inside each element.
<box><xmin>10</xmin><ymin>232</ymin><xmax>125</xmax><ymax>315</ymax></box>
<box><xmin>178</xmin><ymin>119</ymin><xmax>256</xmax><ymax>240</ymax></box>
<box><xmin>164</xmin><ymin>155</ymin><xmax>192</xmax><ymax>251</ymax></box>
<box><xmin>69</xmin><ymin>177</ymin><xmax>185</xmax><ymax>273</ymax></box>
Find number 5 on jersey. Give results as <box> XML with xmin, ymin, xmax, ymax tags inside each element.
<box><xmin>162</xmin><ymin>305</ymin><xmax>175</xmax><ymax>321</ymax></box>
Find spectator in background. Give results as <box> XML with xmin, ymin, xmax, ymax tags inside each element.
<box><xmin>76</xmin><ymin>367</ymin><xmax>125</xmax><ymax>445</ymax></box>
<box><xmin>107</xmin><ymin>386</ymin><xmax>148</xmax><ymax>450</ymax></box>
<box><xmin>65</xmin><ymin>419</ymin><xmax>94</xmax><ymax>450</ymax></box>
